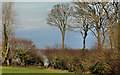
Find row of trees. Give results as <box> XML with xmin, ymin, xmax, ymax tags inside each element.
<box><xmin>47</xmin><ymin>1</ymin><xmax>120</xmax><ymax>50</ymax></box>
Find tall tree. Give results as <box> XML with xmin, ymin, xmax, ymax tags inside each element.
<box><xmin>71</xmin><ymin>2</ymin><xmax>108</xmax><ymax>50</ymax></box>
<box><xmin>68</xmin><ymin>2</ymin><xmax>93</xmax><ymax>50</ymax></box>
<box><xmin>89</xmin><ymin>2</ymin><xmax>108</xmax><ymax>50</ymax></box>
<box><xmin>47</xmin><ymin>3</ymin><xmax>70</xmax><ymax>50</ymax></box>
<box><xmin>101</xmin><ymin>2</ymin><xmax>119</xmax><ymax>50</ymax></box>
<box><xmin>2</xmin><ymin>2</ymin><xmax>16</xmax><ymax>66</ymax></box>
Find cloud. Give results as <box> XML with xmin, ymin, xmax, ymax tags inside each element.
<box><xmin>23</xmin><ymin>24</ymin><xmax>41</xmax><ymax>30</ymax></box>
<box><xmin>26</xmin><ymin>18</ymin><xmax>43</xmax><ymax>22</ymax></box>
<box><xmin>14</xmin><ymin>2</ymin><xmax>48</xmax><ymax>9</ymax></box>
<box><xmin>47</xmin><ymin>8</ymin><xmax>52</xmax><ymax>11</ymax></box>
<box><xmin>14</xmin><ymin>2</ymin><xmax>58</xmax><ymax>31</ymax></box>
<box><xmin>17</xmin><ymin>23</ymin><xmax>44</xmax><ymax>31</ymax></box>
<box><xmin>16</xmin><ymin>17</ymin><xmax>49</xmax><ymax>31</ymax></box>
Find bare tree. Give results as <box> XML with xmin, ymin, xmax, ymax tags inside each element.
<box><xmin>68</xmin><ymin>2</ymin><xmax>94</xmax><ymax>50</ymax></box>
<box><xmin>47</xmin><ymin>3</ymin><xmax>70</xmax><ymax>50</ymax></box>
<box><xmin>70</xmin><ymin>2</ymin><xmax>108</xmax><ymax>50</ymax></box>
<box><xmin>2</xmin><ymin>2</ymin><xmax>16</xmax><ymax>66</ymax></box>
<box><xmin>101</xmin><ymin>2</ymin><xmax>119</xmax><ymax>50</ymax></box>
<box><xmin>88</xmin><ymin>2</ymin><xmax>108</xmax><ymax>50</ymax></box>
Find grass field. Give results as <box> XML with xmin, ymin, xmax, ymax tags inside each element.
<box><xmin>1</xmin><ymin>66</ymin><xmax>69</xmax><ymax>73</ymax></box>
<box><xmin>0</xmin><ymin>66</ymin><xmax>91</xmax><ymax>75</ymax></box>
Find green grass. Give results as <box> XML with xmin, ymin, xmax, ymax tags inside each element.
<box><xmin>0</xmin><ymin>66</ymin><xmax>91</xmax><ymax>75</ymax></box>
<box><xmin>1</xmin><ymin>66</ymin><xmax>68</xmax><ymax>73</ymax></box>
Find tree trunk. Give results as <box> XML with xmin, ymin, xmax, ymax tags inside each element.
<box><xmin>3</xmin><ymin>24</ymin><xmax>10</xmax><ymax>66</ymax></box>
<box><xmin>97</xmin><ymin>29</ymin><xmax>101</xmax><ymax>50</ymax></box>
<box><xmin>4</xmin><ymin>57</ymin><xmax>10</xmax><ymax>66</ymax></box>
<box><xmin>119</xmin><ymin>18</ymin><xmax>120</xmax><ymax>50</ymax></box>
<box><xmin>118</xmin><ymin>17</ymin><xmax>120</xmax><ymax>75</ymax></box>
<box><xmin>83</xmin><ymin>31</ymin><xmax>87</xmax><ymax>50</ymax></box>
<box><xmin>83</xmin><ymin>36</ymin><xmax>86</xmax><ymax>50</ymax></box>
<box><xmin>101</xmin><ymin>27</ymin><xmax>105</xmax><ymax>48</ymax></box>
<box><xmin>114</xmin><ymin>8</ymin><xmax>118</xmax><ymax>50</ymax></box>
<box><xmin>62</xmin><ymin>31</ymin><xmax>65</xmax><ymax>50</ymax></box>
<box><xmin>6</xmin><ymin>58</ymin><xmax>10</xmax><ymax>66</ymax></box>
<box><xmin>4</xmin><ymin>45</ymin><xmax>10</xmax><ymax>66</ymax></box>
<box><xmin>109</xmin><ymin>36</ymin><xmax>113</xmax><ymax>50</ymax></box>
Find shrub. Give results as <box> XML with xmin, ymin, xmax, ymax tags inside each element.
<box><xmin>42</xmin><ymin>49</ymin><xmax>118</xmax><ymax>74</ymax></box>
<box><xmin>93</xmin><ymin>62</ymin><xmax>105</xmax><ymax>74</ymax></box>
<box><xmin>93</xmin><ymin>61</ymin><xmax>113</xmax><ymax>74</ymax></box>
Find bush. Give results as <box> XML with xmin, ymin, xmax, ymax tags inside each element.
<box><xmin>42</xmin><ymin>49</ymin><xmax>118</xmax><ymax>74</ymax></box>
<box><xmin>9</xmin><ymin>37</ymin><xmax>44</xmax><ymax>67</ymax></box>
<box><xmin>93</xmin><ymin>62</ymin><xmax>105</xmax><ymax>74</ymax></box>
<box><xmin>12</xmin><ymin>49</ymin><xmax>44</xmax><ymax>67</ymax></box>
<box><xmin>93</xmin><ymin>61</ymin><xmax>112</xmax><ymax>74</ymax></box>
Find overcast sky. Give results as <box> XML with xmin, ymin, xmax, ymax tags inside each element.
<box><xmin>14</xmin><ymin>2</ymin><xmax>96</xmax><ymax>49</ymax></box>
